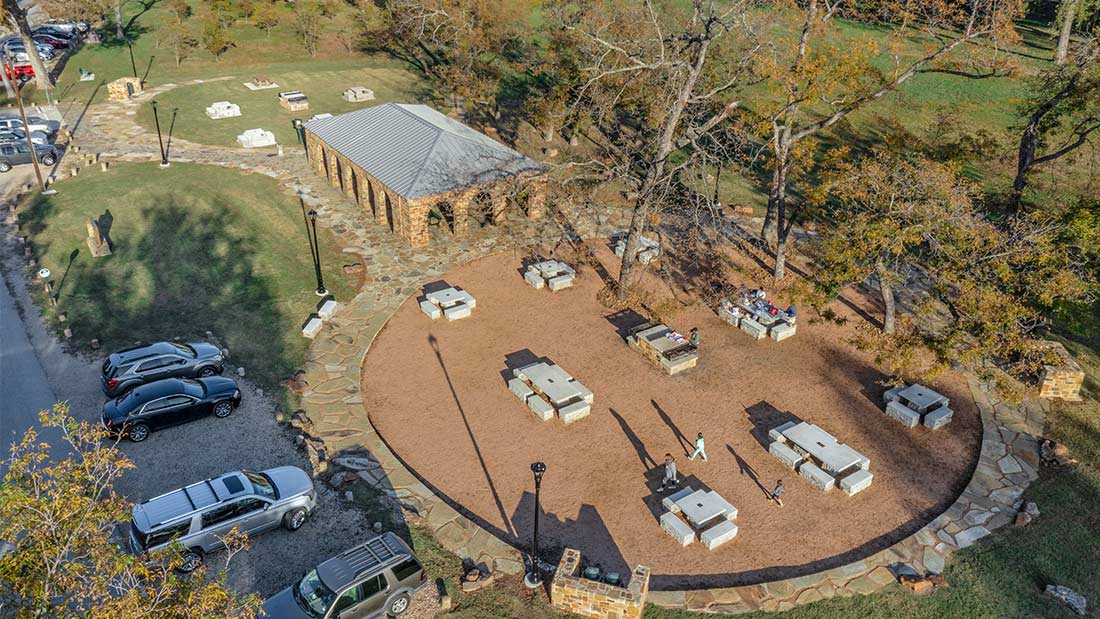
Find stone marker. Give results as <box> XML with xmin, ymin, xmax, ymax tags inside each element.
<box><xmin>85</xmin><ymin>218</ymin><xmax>111</xmax><ymax>257</ymax></box>
<box><xmin>302</xmin><ymin>317</ymin><xmax>323</xmax><ymax>338</ymax></box>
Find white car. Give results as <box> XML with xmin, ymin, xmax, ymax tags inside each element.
<box><xmin>0</xmin><ymin>128</ymin><xmax>50</xmax><ymax>146</ymax></box>
<box><xmin>4</xmin><ymin>43</ymin><xmax>55</xmax><ymax>62</ymax></box>
<box><xmin>0</xmin><ymin>116</ymin><xmax>56</xmax><ymax>135</ymax></box>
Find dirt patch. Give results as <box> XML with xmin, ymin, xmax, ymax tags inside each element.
<box><xmin>362</xmin><ymin>246</ymin><xmax>980</xmax><ymax>589</ymax></box>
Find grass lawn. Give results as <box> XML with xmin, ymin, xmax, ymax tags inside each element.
<box><xmin>131</xmin><ymin>63</ymin><xmax>429</xmax><ymax>148</ymax></box>
<box><xmin>20</xmin><ymin>162</ymin><xmax>356</xmax><ymax>391</ymax></box>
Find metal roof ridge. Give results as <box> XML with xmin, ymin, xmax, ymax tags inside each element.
<box><xmin>404</xmin><ymin>128</ymin><xmax>450</xmax><ymax>199</ymax></box>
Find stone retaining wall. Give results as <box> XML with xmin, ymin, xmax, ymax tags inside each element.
<box><xmin>551</xmin><ymin>548</ymin><xmax>651</xmax><ymax>619</ymax></box>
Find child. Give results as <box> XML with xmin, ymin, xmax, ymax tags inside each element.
<box><xmin>689</xmin><ymin>432</ymin><xmax>707</xmax><ymax>462</ymax></box>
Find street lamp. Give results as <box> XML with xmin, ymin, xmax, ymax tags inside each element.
<box><xmin>524</xmin><ymin>461</ymin><xmax>547</xmax><ymax>588</ymax></box>
<box><xmin>307</xmin><ymin>209</ymin><xmax>327</xmax><ymax>296</ymax></box>
<box><xmin>151</xmin><ymin>100</ymin><xmax>168</xmax><ymax>167</ymax></box>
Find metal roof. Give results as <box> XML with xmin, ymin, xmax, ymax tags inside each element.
<box><xmin>304</xmin><ymin>103</ymin><xmax>545</xmax><ymax>201</ymax></box>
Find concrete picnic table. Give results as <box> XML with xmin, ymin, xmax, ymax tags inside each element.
<box><xmin>675</xmin><ymin>489</ymin><xmax>730</xmax><ymax>528</ymax></box>
<box><xmin>531</xmin><ymin>260</ymin><xmax>573</xmax><ymax>278</ymax></box>
<box><xmin>781</xmin><ymin>422</ymin><xmax>864</xmax><ymax>475</ymax></box>
<box><xmin>426</xmin><ymin>287</ymin><xmax>468</xmax><ymax>308</ymax></box>
<box><xmin>896</xmin><ymin>384</ymin><xmax>948</xmax><ymax>414</ymax></box>
<box><xmin>516</xmin><ymin>362</ymin><xmax>584</xmax><ymax>406</ymax></box>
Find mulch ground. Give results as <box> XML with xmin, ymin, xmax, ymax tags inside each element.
<box><xmin>362</xmin><ymin>243</ymin><xmax>980</xmax><ymax>589</ymax></box>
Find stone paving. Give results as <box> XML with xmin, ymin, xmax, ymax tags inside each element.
<box><xmin>58</xmin><ymin>85</ymin><xmax>1049</xmax><ymax>612</ymax></box>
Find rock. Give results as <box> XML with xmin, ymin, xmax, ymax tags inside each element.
<box><xmin>329</xmin><ymin>471</ymin><xmax>357</xmax><ymax>488</ymax></box>
<box><xmin>90</xmin><ymin>339</ymin><xmax>100</xmax><ymax>349</ymax></box>
<box><xmin>1014</xmin><ymin>511</ymin><xmax>1033</xmax><ymax>527</ymax></box>
<box><xmin>372</xmin><ymin>521</ymin><xmax>383</xmax><ymax>533</ymax></box>
<box><xmin>344</xmin><ymin>490</ymin><xmax>354</xmax><ymax>501</ymax></box>
<box><xmin>899</xmin><ymin>574</ymin><xmax>934</xmax><ymax>595</ymax></box>
<box><xmin>1045</xmin><ymin>585</ymin><xmax>1087</xmax><ymax>616</ymax></box>
<box><xmin>460</xmin><ymin>572</ymin><xmax>494</xmax><ymax>593</ymax></box>
<box><xmin>927</xmin><ymin>574</ymin><xmax>949</xmax><ymax>589</ymax></box>
<box><xmin>236</xmin><ymin>367</ymin><xmax>246</xmax><ymax>377</ymax></box>
<box><xmin>333</xmin><ymin>456</ymin><xmax>380</xmax><ymax>471</ymax></box>
<box><xmin>440</xmin><ymin>594</ymin><xmax>452</xmax><ymax>610</ymax></box>
<box><xmin>1025</xmin><ymin>501</ymin><xmax>1040</xmax><ymax>519</ymax></box>
<box><xmin>1040</xmin><ymin>439</ymin><xmax>1078</xmax><ymax>467</ymax></box>
<box><xmin>284</xmin><ymin>371</ymin><xmax>310</xmax><ymax>394</ymax></box>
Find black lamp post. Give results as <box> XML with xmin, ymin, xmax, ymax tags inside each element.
<box><xmin>151</xmin><ymin>100</ymin><xmax>168</xmax><ymax>167</ymax></box>
<box><xmin>307</xmin><ymin>209</ymin><xmax>327</xmax><ymax>296</ymax></box>
<box><xmin>524</xmin><ymin>461</ymin><xmax>547</xmax><ymax>588</ymax></box>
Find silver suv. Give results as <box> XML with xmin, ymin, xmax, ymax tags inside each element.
<box><xmin>129</xmin><ymin>467</ymin><xmax>317</xmax><ymax>572</ymax></box>
<box><xmin>262</xmin><ymin>532</ymin><xmax>426</xmax><ymax>618</ymax></box>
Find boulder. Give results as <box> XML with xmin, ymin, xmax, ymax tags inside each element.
<box><xmin>898</xmin><ymin>574</ymin><xmax>933</xmax><ymax>595</ymax></box>
<box><xmin>329</xmin><ymin>471</ymin><xmax>357</xmax><ymax>488</ymax></box>
<box><xmin>1040</xmin><ymin>439</ymin><xmax>1077</xmax><ymax>467</ymax></box>
<box><xmin>1015</xmin><ymin>501</ymin><xmax>1040</xmax><ymax>527</ymax></box>
<box><xmin>1045</xmin><ymin>585</ymin><xmax>1087</xmax><ymax>616</ymax></box>
<box><xmin>927</xmin><ymin>574</ymin><xmax>949</xmax><ymax>589</ymax></box>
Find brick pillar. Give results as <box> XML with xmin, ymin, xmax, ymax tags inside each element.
<box><xmin>340</xmin><ymin>158</ymin><xmax>357</xmax><ymax>200</ymax></box>
<box><xmin>373</xmin><ymin>182</ymin><xmax>390</xmax><ymax>229</ymax></box>
<box><xmin>326</xmin><ymin>150</ymin><xmax>340</xmax><ymax>190</ymax></box>
<box><xmin>491</xmin><ymin>189</ymin><xmax>508</xmax><ymax>225</ymax></box>
<box><xmin>452</xmin><ymin>189</ymin><xmax>475</xmax><ymax>238</ymax></box>
<box><xmin>403</xmin><ymin>198</ymin><xmax>430</xmax><ymax>247</ymax></box>
<box><xmin>526</xmin><ymin>179</ymin><xmax>547</xmax><ymax>219</ymax></box>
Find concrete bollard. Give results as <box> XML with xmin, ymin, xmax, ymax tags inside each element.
<box><xmin>63</xmin><ymin>327</ymin><xmax>72</xmax><ymax>339</ymax></box>
<box><xmin>101</xmin><ymin>162</ymin><xmax>109</xmax><ymax>172</ymax></box>
<box><xmin>71</xmin><ymin>168</ymin><xmax>79</xmax><ymax>177</ymax></box>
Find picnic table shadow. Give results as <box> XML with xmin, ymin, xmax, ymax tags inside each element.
<box><xmin>499</xmin><ymin>349</ymin><xmax>551</xmax><ymax>383</ymax></box>
<box><xmin>641</xmin><ymin>472</ymin><xmax>713</xmax><ymax>524</ymax></box>
<box><xmin>744</xmin><ymin>400</ymin><xmax>803</xmax><ymax>450</ymax></box>
<box><xmin>605</xmin><ymin>308</ymin><xmax>650</xmax><ymax>341</ymax></box>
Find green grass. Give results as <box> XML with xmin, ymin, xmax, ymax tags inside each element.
<box><xmin>20</xmin><ymin>162</ymin><xmax>356</xmax><ymax>391</ymax></box>
<box><xmin>132</xmin><ymin>63</ymin><xmax>429</xmax><ymax>148</ymax></box>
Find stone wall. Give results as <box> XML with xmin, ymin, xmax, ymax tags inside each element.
<box><xmin>550</xmin><ymin>548</ymin><xmax>651</xmax><ymax>619</ymax></box>
<box><xmin>1037</xmin><ymin>342</ymin><xmax>1085</xmax><ymax>401</ymax></box>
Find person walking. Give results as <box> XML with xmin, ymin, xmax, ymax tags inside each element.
<box><xmin>658</xmin><ymin>453</ymin><xmax>678</xmax><ymax>491</ymax></box>
<box><xmin>688</xmin><ymin>432</ymin><xmax>707</xmax><ymax>462</ymax></box>
<box><xmin>689</xmin><ymin>327</ymin><xmax>700</xmax><ymax>348</ymax></box>
<box><xmin>770</xmin><ymin>480</ymin><xmax>785</xmax><ymax>507</ymax></box>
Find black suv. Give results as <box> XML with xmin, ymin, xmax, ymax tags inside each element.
<box><xmin>102</xmin><ymin>377</ymin><xmax>242</xmax><ymax>442</ymax></box>
<box><xmin>0</xmin><ymin>142</ymin><xmax>57</xmax><ymax>172</ymax></box>
<box><xmin>101</xmin><ymin>342</ymin><xmax>225</xmax><ymax>397</ymax></box>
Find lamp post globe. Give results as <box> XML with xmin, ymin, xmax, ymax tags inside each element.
<box><xmin>524</xmin><ymin>461</ymin><xmax>548</xmax><ymax>588</ymax></box>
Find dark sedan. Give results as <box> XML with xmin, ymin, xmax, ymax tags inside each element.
<box><xmin>100</xmin><ymin>341</ymin><xmax>225</xmax><ymax>397</ymax></box>
<box><xmin>31</xmin><ymin>34</ymin><xmax>69</xmax><ymax>49</ymax></box>
<box><xmin>102</xmin><ymin>377</ymin><xmax>242</xmax><ymax>442</ymax></box>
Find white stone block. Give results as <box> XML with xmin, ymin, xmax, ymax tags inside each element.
<box><xmin>302</xmin><ymin>317</ymin><xmax>322</xmax><ymax>339</ymax></box>
<box><xmin>661</xmin><ymin>488</ymin><xmax>693</xmax><ymax>513</ymax></box>
<box><xmin>739</xmin><ymin>317</ymin><xmax>766</xmax><ymax>340</ymax></box>
<box><xmin>923</xmin><ymin>406</ymin><xmax>954</xmax><ymax>430</ymax></box>
<box><xmin>769</xmin><ymin>441</ymin><xmax>803</xmax><ymax>471</ymax></box>
<box><xmin>527</xmin><ymin>396</ymin><xmax>554</xmax><ymax>421</ymax></box>
<box><xmin>718</xmin><ymin>308</ymin><xmax>740</xmax><ymax>327</ymax></box>
<box><xmin>708</xmin><ymin>493</ymin><xmax>738</xmax><ymax>521</ymax></box>
<box><xmin>205</xmin><ymin>101</ymin><xmax>241</xmax><ymax>119</ymax></box>
<box><xmin>523</xmin><ymin>270</ymin><xmax>545</xmax><ymax>289</ymax></box>
<box><xmin>443</xmin><ymin>304</ymin><xmax>471</xmax><ymax>321</ymax></box>
<box><xmin>548</xmin><ymin>274</ymin><xmax>574</xmax><ymax>291</ymax></box>
<box><xmin>882</xmin><ymin>385</ymin><xmax>904</xmax><ymax>404</ymax></box>
<box><xmin>840</xmin><ymin>469</ymin><xmax>873</xmax><ymax>496</ymax></box>
<box><xmin>558</xmin><ymin>400</ymin><xmax>590</xmax><ymax>424</ymax></box>
<box><xmin>769</xmin><ymin>322</ymin><xmax>796</xmax><ymax>341</ymax></box>
<box><xmin>660</xmin><ymin>512</ymin><xmax>694</xmax><ymax>546</ymax></box>
<box><xmin>419</xmin><ymin>300</ymin><xmax>441</xmax><ymax>320</ymax></box>
<box><xmin>508</xmin><ymin>378</ymin><xmax>534</xmax><ymax>401</ymax></box>
<box><xmin>768</xmin><ymin>421</ymin><xmax>798</xmax><ymax>443</ymax></box>
<box><xmin>236</xmin><ymin>128</ymin><xmax>276</xmax><ymax>148</ymax></box>
<box><xmin>886</xmin><ymin>400</ymin><xmax>921</xmax><ymax>428</ymax></box>
<box><xmin>700</xmin><ymin>520</ymin><xmax>738</xmax><ymax>550</ymax></box>
<box><xmin>574</xmin><ymin>382</ymin><xmax>594</xmax><ymax>404</ymax></box>
<box><xmin>318</xmin><ymin>299</ymin><xmax>339</xmax><ymax>320</ymax></box>
<box><xmin>799</xmin><ymin>461</ymin><xmax>836</xmax><ymax>492</ymax></box>
<box><xmin>857</xmin><ymin>454</ymin><xmax>871</xmax><ymax>471</ymax></box>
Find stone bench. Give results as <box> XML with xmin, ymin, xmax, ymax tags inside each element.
<box><xmin>840</xmin><ymin>469</ymin><xmax>873</xmax><ymax>496</ymax></box>
<box><xmin>717</xmin><ymin>308</ymin><xmax>740</xmax><ymax>327</ymax></box>
<box><xmin>318</xmin><ymin>299</ymin><xmax>339</xmax><ymax>320</ymax></box>
<box><xmin>523</xmin><ymin>270</ymin><xmax>545</xmax><ymax>289</ymax></box>
<box><xmin>419</xmin><ymin>300</ymin><xmax>442</xmax><ymax>320</ymax></box>
<box><xmin>302</xmin><ymin>317</ymin><xmax>322</xmax><ymax>339</ymax></box>
<box><xmin>527</xmin><ymin>396</ymin><xmax>554</xmax><ymax>421</ymax></box>
<box><xmin>923</xmin><ymin>406</ymin><xmax>954</xmax><ymax>430</ymax></box>
<box><xmin>443</xmin><ymin>304</ymin><xmax>472</xmax><ymax>321</ymax></box>
<box><xmin>508</xmin><ymin>378</ymin><xmax>534</xmax><ymax>401</ymax></box>
<box><xmin>769</xmin><ymin>322</ymin><xmax>796</xmax><ymax>342</ymax></box>
<box><xmin>739</xmin><ymin>317</ymin><xmax>767</xmax><ymax>340</ymax></box>
<box><xmin>455</xmin><ymin>291</ymin><xmax>477</xmax><ymax>308</ymax></box>
<box><xmin>548</xmin><ymin>274</ymin><xmax>574</xmax><ymax>291</ymax></box>
<box><xmin>799</xmin><ymin>461</ymin><xmax>835</xmax><ymax>492</ymax></box>
<box><xmin>710</xmin><ymin>494</ymin><xmax>738</xmax><ymax>521</ymax></box>
<box><xmin>558</xmin><ymin>400</ymin><xmax>591</xmax><ymax>424</ymax></box>
<box><xmin>662</xmin><ymin>488</ymin><xmax>693</xmax><ymax>514</ymax></box>
<box><xmin>769</xmin><ymin>441</ymin><xmax>803</xmax><ymax>471</ymax></box>
<box><xmin>768</xmin><ymin>421</ymin><xmax>798</xmax><ymax>443</ymax></box>
<box><xmin>885</xmin><ymin>400</ymin><xmax>921</xmax><ymax>428</ymax></box>
<box><xmin>660</xmin><ymin>512</ymin><xmax>694</xmax><ymax>546</ymax></box>
<box><xmin>700</xmin><ymin>520</ymin><xmax>738</xmax><ymax>550</ymax></box>
<box><xmin>660</xmin><ymin>353</ymin><xmax>698</xmax><ymax>375</ymax></box>
<box><xmin>882</xmin><ymin>385</ymin><xmax>904</xmax><ymax>404</ymax></box>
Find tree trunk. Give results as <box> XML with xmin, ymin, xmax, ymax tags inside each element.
<box><xmin>0</xmin><ymin>56</ymin><xmax>14</xmax><ymax>98</ymax></box>
<box><xmin>774</xmin><ymin>236</ymin><xmax>787</xmax><ymax>280</ymax></box>
<box><xmin>115</xmin><ymin>1</ymin><xmax>125</xmax><ymax>39</ymax></box>
<box><xmin>1055</xmin><ymin>0</ymin><xmax>1077</xmax><ymax>65</ymax></box>
<box><xmin>761</xmin><ymin>131</ymin><xmax>790</xmax><ymax>245</ymax></box>
<box><xmin>1010</xmin><ymin>120</ymin><xmax>1038</xmax><ymax>214</ymax></box>
<box><xmin>876</xmin><ymin>262</ymin><xmax>896</xmax><ymax>333</ymax></box>
<box><xmin>3</xmin><ymin>0</ymin><xmax>53</xmax><ymax>91</ymax></box>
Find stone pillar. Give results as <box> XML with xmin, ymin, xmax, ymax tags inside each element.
<box><xmin>491</xmin><ymin>189</ymin><xmax>508</xmax><ymax>225</ymax></box>
<box><xmin>452</xmin><ymin>189</ymin><xmax>475</xmax><ymax>238</ymax></box>
<box><xmin>550</xmin><ymin>548</ymin><xmax>650</xmax><ymax>619</ymax></box>
<box><xmin>372</xmin><ymin>182</ymin><xmax>390</xmax><ymax>229</ymax></box>
<box><xmin>526</xmin><ymin>178</ymin><xmax>547</xmax><ymax>219</ymax></box>
<box><xmin>325</xmin><ymin>150</ymin><xmax>341</xmax><ymax>190</ymax></box>
<box><xmin>357</xmin><ymin>173</ymin><xmax>371</xmax><ymax>212</ymax></box>
<box><xmin>403</xmin><ymin>198</ymin><xmax>430</xmax><ymax>247</ymax></box>
<box><xmin>305</xmin><ymin>132</ymin><xmax>326</xmax><ymax>177</ymax></box>
<box><xmin>340</xmin><ymin>158</ymin><xmax>357</xmax><ymax>200</ymax></box>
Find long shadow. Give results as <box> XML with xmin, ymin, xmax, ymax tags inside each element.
<box><xmin>609</xmin><ymin>408</ymin><xmax>657</xmax><ymax>470</ymax></box>
<box><xmin>726</xmin><ymin>443</ymin><xmax>771</xmax><ymax>500</ymax></box>
<box><xmin>164</xmin><ymin>108</ymin><xmax>177</xmax><ymax>159</ymax></box>
<box><xmin>651</xmin><ymin>399</ymin><xmax>692</xmax><ymax>457</ymax></box>
<box><xmin>141</xmin><ymin>55</ymin><xmax>155</xmax><ymax>84</ymax></box>
<box><xmin>51</xmin><ymin>248</ymin><xmax>80</xmax><ymax>299</ymax></box>
<box><xmin>98</xmin><ymin>209</ymin><xmax>114</xmax><ymax>249</ymax></box>
<box><xmin>604</xmin><ymin>309</ymin><xmax>650</xmax><ymax>341</ymax></box>
<box><xmin>428</xmin><ymin>334</ymin><xmax>516</xmax><ymax>538</ymax></box>
<box><xmin>509</xmin><ymin>494</ymin><xmax>629</xmax><ymax>578</ymax></box>
<box><xmin>67</xmin><ymin>80</ymin><xmax>105</xmax><ymax>137</ymax></box>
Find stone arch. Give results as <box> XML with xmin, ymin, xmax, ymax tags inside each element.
<box><xmin>434</xmin><ymin>200</ymin><xmax>456</xmax><ymax>234</ymax></box>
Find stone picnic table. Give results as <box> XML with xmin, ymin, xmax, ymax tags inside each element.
<box><xmin>660</xmin><ymin>488</ymin><xmax>739</xmax><ymax>550</ymax></box>
<box><xmin>627</xmin><ymin>323</ymin><xmax>698</xmax><ymax>375</ymax></box>
<box><xmin>768</xmin><ymin>421</ymin><xmax>873</xmax><ymax>496</ymax></box>
<box><xmin>524</xmin><ymin>259</ymin><xmax>576</xmax><ymax>291</ymax></box>
<box><xmin>508</xmin><ymin>361</ymin><xmax>593</xmax><ymax>424</ymax></box>
<box><xmin>883</xmin><ymin>383</ymin><xmax>954</xmax><ymax>430</ymax></box>
<box><xmin>717</xmin><ymin>295</ymin><xmax>797</xmax><ymax>341</ymax></box>
<box><xmin>419</xmin><ymin>285</ymin><xmax>476</xmax><ymax>321</ymax></box>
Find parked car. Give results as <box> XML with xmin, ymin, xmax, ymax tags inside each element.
<box><xmin>128</xmin><ymin>467</ymin><xmax>317</xmax><ymax>572</ymax></box>
<box><xmin>0</xmin><ymin>128</ymin><xmax>51</xmax><ymax>145</ymax></box>
<box><xmin>262</xmin><ymin>532</ymin><xmax>426</xmax><ymax>619</ymax></box>
<box><xmin>32</xmin><ymin>26</ymin><xmax>78</xmax><ymax>42</ymax></box>
<box><xmin>0</xmin><ymin>116</ymin><xmax>55</xmax><ymax>135</ymax></box>
<box><xmin>4</xmin><ymin>63</ymin><xmax>34</xmax><ymax>84</ymax></box>
<box><xmin>45</xmin><ymin>19</ymin><xmax>89</xmax><ymax>34</ymax></box>
<box><xmin>0</xmin><ymin>142</ymin><xmax>57</xmax><ymax>171</ymax></box>
<box><xmin>100</xmin><ymin>341</ymin><xmax>226</xmax><ymax>396</ymax></box>
<box><xmin>101</xmin><ymin>376</ymin><xmax>242</xmax><ymax>442</ymax></box>
<box><xmin>31</xmin><ymin>34</ymin><xmax>69</xmax><ymax>49</ymax></box>
<box><xmin>3</xmin><ymin>41</ymin><xmax>55</xmax><ymax>62</ymax></box>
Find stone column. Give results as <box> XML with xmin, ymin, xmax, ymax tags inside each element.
<box><xmin>372</xmin><ymin>182</ymin><xmax>390</xmax><ymax>229</ymax></box>
<box><xmin>403</xmin><ymin>198</ymin><xmax>430</xmax><ymax>247</ymax></box>
<box><xmin>452</xmin><ymin>189</ymin><xmax>476</xmax><ymax>238</ymax></box>
<box><xmin>357</xmin><ymin>173</ymin><xmax>372</xmax><ymax>213</ymax></box>
<box><xmin>305</xmin><ymin>132</ymin><xmax>325</xmax><ymax>177</ymax></box>
<box><xmin>340</xmin><ymin>158</ymin><xmax>357</xmax><ymax>200</ymax></box>
<box><xmin>526</xmin><ymin>178</ymin><xmax>547</xmax><ymax>219</ymax></box>
<box><xmin>491</xmin><ymin>189</ymin><xmax>508</xmax><ymax>225</ymax></box>
<box><xmin>326</xmin><ymin>150</ymin><xmax>341</xmax><ymax>190</ymax></box>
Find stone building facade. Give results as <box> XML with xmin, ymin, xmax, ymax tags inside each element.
<box><xmin>303</xmin><ymin>103</ymin><xmax>546</xmax><ymax>247</ymax></box>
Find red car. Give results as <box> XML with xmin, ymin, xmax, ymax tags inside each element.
<box><xmin>5</xmin><ymin>64</ymin><xmax>33</xmax><ymax>83</ymax></box>
<box><xmin>31</xmin><ymin>34</ymin><xmax>68</xmax><ymax>49</ymax></box>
